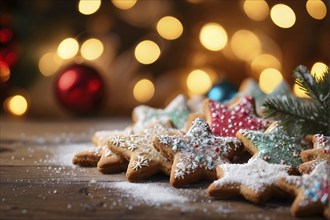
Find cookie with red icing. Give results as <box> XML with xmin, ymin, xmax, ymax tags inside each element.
<box><xmin>208</xmin><ymin>158</ymin><xmax>291</xmax><ymax>203</ymax></box>
<box><xmin>203</xmin><ymin>96</ymin><xmax>270</xmax><ymax>138</ymax></box>
<box><xmin>299</xmin><ymin>134</ymin><xmax>330</xmax><ymax>174</ymax></box>
<box><xmin>153</xmin><ymin>118</ymin><xmax>242</xmax><ymax>187</ymax></box>
<box><xmin>277</xmin><ymin>161</ymin><xmax>330</xmax><ymax>219</ymax></box>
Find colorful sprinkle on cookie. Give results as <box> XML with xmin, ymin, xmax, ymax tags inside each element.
<box><xmin>299</xmin><ymin>134</ymin><xmax>330</xmax><ymax>174</ymax></box>
<box><xmin>132</xmin><ymin>94</ymin><xmax>190</xmax><ymax>131</ymax></box>
<box><xmin>153</xmin><ymin>118</ymin><xmax>242</xmax><ymax>187</ymax></box>
<box><xmin>203</xmin><ymin>96</ymin><xmax>269</xmax><ymax>137</ymax></box>
<box><xmin>236</xmin><ymin>122</ymin><xmax>309</xmax><ymax>173</ymax></box>
<box><xmin>277</xmin><ymin>161</ymin><xmax>330</xmax><ymax>219</ymax></box>
<box><xmin>208</xmin><ymin>158</ymin><xmax>291</xmax><ymax>203</ymax></box>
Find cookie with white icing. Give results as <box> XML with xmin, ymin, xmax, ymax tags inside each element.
<box><xmin>277</xmin><ymin>161</ymin><xmax>330</xmax><ymax>219</ymax></box>
<box><xmin>132</xmin><ymin>94</ymin><xmax>190</xmax><ymax>131</ymax></box>
<box><xmin>208</xmin><ymin>158</ymin><xmax>291</xmax><ymax>203</ymax></box>
<box><xmin>153</xmin><ymin>118</ymin><xmax>242</xmax><ymax>187</ymax></box>
<box><xmin>299</xmin><ymin>134</ymin><xmax>330</xmax><ymax>174</ymax></box>
<box><xmin>107</xmin><ymin>120</ymin><xmax>182</xmax><ymax>182</ymax></box>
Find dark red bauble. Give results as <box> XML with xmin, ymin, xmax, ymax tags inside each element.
<box><xmin>55</xmin><ymin>64</ymin><xmax>104</xmax><ymax>115</ymax></box>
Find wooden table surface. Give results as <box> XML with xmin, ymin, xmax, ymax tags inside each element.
<box><xmin>0</xmin><ymin>118</ymin><xmax>324</xmax><ymax>220</ymax></box>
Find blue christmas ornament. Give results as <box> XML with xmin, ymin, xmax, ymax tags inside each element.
<box><xmin>207</xmin><ymin>81</ymin><xmax>237</xmax><ymax>103</ymax></box>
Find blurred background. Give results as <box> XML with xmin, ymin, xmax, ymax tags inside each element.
<box><xmin>0</xmin><ymin>0</ymin><xmax>329</xmax><ymax>118</ymax></box>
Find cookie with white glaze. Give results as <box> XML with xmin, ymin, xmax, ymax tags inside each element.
<box><xmin>277</xmin><ymin>161</ymin><xmax>330</xmax><ymax>219</ymax></box>
<box><xmin>208</xmin><ymin>158</ymin><xmax>291</xmax><ymax>203</ymax></box>
<box><xmin>153</xmin><ymin>118</ymin><xmax>242</xmax><ymax>187</ymax></box>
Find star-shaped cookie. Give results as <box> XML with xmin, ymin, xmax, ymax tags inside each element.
<box><xmin>107</xmin><ymin>120</ymin><xmax>182</xmax><ymax>182</ymax></box>
<box><xmin>277</xmin><ymin>161</ymin><xmax>330</xmax><ymax>219</ymax></box>
<box><xmin>208</xmin><ymin>158</ymin><xmax>291</xmax><ymax>203</ymax></box>
<box><xmin>236</xmin><ymin>78</ymin><xmax>292</xmax><ymax>116</ymax></box>
<box><xmin>203</xmin><ymin>96</ymin><xmax>270</xmax><ymax>138</ymax></box>
<box><xmin>132</xmin><ymin>94</ymin><xmax>190</xmax><ymax>131</ymax></box>
<box><xmin>236</xmin><ymin>122</ymin><xmax>310</xmax><ymax>173</ymax></box>
<box><xmin>299</xmin><ymin>134</ymin><xmax>330</xmax><ymax>174</ymax></box>
<box><xmin>153</xmin><ymin>118</ymin><xmax>242</xmax><ymax>187</ymax></box>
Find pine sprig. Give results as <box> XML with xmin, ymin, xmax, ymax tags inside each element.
<box><xmin>262</xmin><ymin>65</ymin><xmax>330</xmax><ymax>137</ymax></box>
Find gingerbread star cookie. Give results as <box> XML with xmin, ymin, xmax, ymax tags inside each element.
<box><xmin>203</xmin><ymin>96</ymin><xmax>270</xmax><ymax>138</ymax></box>
<box><xmin>237</xmin><ymin>78</ymin><xmax>292</xmax><ymax>116</ymax></box>
<box><xmin>277</xmin><ymin>161</ymin><xmax>330</xmax><ymax>219</ymax></box>
<box><xmin>107</xmin><ymin>121</ymin><xmax>182</xmax><ymax>182</ymax></box>
<box><xmin>299</xmin><ymin>134</ymin><xmax>330</xmax><ymax>174</ymax></box>
<box><xmin>208</xmin><ymin>158</ymin><xmax>291</xmax><ymax>203</ymax></box>
<box><xmin>72</xmin><ymin>145</ymin><xmax>103</xmax><ymax>167</ymax></box>
<box><xmin>132</xmin><ymin>94</ymin><xmax>190</xmax><ymax>131</ymax></box>
<box><xmin>236</xmin><ymin>122</ymin><xmax>310</xmax><ymax>173</ymax></box>
<box><xmin>153</xmin><ymin>118</ymin><xmax>242</xmax><ymax>187</ymax></box>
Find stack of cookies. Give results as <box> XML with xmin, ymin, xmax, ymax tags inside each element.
<box><xmin>73</xmin><ymin>93</ymin><xmax>330</xmax><ymax>220</ymax></box>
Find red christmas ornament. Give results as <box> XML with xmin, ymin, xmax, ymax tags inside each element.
<box><xmin>55</xmin><ymin>64</ymin><xmax>104</xmax><ymax>115</ymax></box>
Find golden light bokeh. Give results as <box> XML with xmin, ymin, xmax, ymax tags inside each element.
<box><xmin>259</xmin><ymin>68</ymin><xmax>283</xmax><ymax>94</ymax></box>
<box><xmin>133</xmin><ymin>79</ymin><xmax>155</xmax><ymax>103</ymax></box>
<box><xmin>230</xmin><ymin>30</ymin><xmax>262</xmax><ymax>61</ymax></box>
<box><xmin>80</xmin><ymin>38</ymin><xmax>104</xmax><ymax>60</ymax></box>
<box><xmin>270</xmin><ymin>4</ymin><xmax>296</xmax><ymax>28</ymax></box>
<box><xmin>57</xmin><ymin>38</ymin><xmax>79</xmax><ymax>59</ymax></box>
<box><xmin>306</xmin><ymin>0</ymin><xmax>327</xmax><ymax>20</ymax></box>
<box><xmin>156</xmin><ymin>16</ymin><xmax>183</xmax><ymax>40</ymax></box>
<box><xmin>243</xmin><ymin>0</ymin><xmax>269</xmax><ymax>21</ymax></box>
<box><xmin>199</xmin><ymin>23</ymin><xmax>228</xmax><ymax>51</ymax></box>
<box><xmin>250</xmin><ymin>54</ymin><xmax>281</xmax><ymax>77</ymax></box>
<box><xmin>5</xmin><ymin>95</ymin><xmax>28</xmax><ymax>116</ymax></box>
<box><xmin>0</xmin><ymin>61</ymin><xmax>10</xmax><ymax>83</ymax></box>
<box><xmin>134</xmin><ymin>40</ymin><xmax>161</xmax><ymax>65</ymax></box>
<box><xmin>111</xmin><ymin>0</ymin><xmax>137</xmax><ymax>10</ymax></box>
<box><xmin>78</xmin><ymin>0</ymin><xmax>101</xmax><ymax>15</ymax></box>
<box><xmin>186</xmin><ymin>69</ymin><xmax>212</xmax><ymax>95</ymax></box>
<box><xmin>39</xmin><ymin>52</ymin><xmax>63</xmax><ymax>76</ymax></box>
<box><xmin>311</xmin><ymin>62</ymin><xmax>328</xmax><ymax>79</ymax></box>
<box><xmin>293</xmin><ymin>84</ymin><xmax>309</xmax><ymax>98</ymax></box>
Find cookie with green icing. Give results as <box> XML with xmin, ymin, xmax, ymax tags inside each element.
<box><xmin>208</xmin><ymin>158</ymin><xmax>291</xmax><ymax>203</ymax></box>
<box><xmin>299</xmin><ymin>134</ymin><xmax>330</xmax><ymax>174</ymax></box>
<box><xmin>132</xmin><ymin>94</ymin><xmax>190</xmax><ymax>131</ymax></box>
<box><xmin>236</xmin><ymin>122</ymin><xmax>309</xmax><ymax>174</ymax></box>
<box><xmin>107</xmin><ymin>120</ymin><xmax>182</xmax><ymax>182</ymax></box>
<box><xmin>153</xmin><ymin>118</ymin><xmax>242</xmax><ymax>187</ymax></box>
<box><xmin>277</xmin><ymin>161</ymin><xmax>330</xmax><ymax>219</ymax></box>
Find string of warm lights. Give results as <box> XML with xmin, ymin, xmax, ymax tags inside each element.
<box><xmin>1</xmin><ymin>0</ymin><xmax>328</xmax><ymax>117</ymax></box>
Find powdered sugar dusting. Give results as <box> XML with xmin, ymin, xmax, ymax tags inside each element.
<box><xmin>110</xmin><ymin>182</ymin><xmax>188</xmax><ymax>205</ymax></box>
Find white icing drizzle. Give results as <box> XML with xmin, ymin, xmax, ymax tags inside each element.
<box><xmin>131</xmin><ymin>156</ymin><xmax>150</xmax><ymax>171</ymax></box>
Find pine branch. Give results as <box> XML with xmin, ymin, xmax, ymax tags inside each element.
<box><xmin>262</xmin><ymin>96</ymin><xmax>329</xmax><ymax>136</ymax></box>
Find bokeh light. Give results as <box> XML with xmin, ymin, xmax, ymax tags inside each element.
<box><xmin>293</xmin><ymin>84</ymin><xmax>309</xmax><ymax>98</ymax></box>
<box><xmin>199</xmin><ymin>23</ymin><xmax>228</xmax><ymax>51</ymax></box>
<box><xmin>186</xmin><ymin>69</ymin><xmax>212</xmax><ymax>95</ymax></box>
<box><xmin>57</xmin><ymin>38</ymin><xmax>79</xmax><ymax>59</ymax></box>
<box><xmin>133</xmin><ymin>79</ymin><xmax>155</xmax><ymax>103</ymax></box>
<box><xmin>259</xmin><ymin>68</ymin><xmax>283</xmax><ymax>94</ymax></box>
<box><xmin>250</xmin><ymin>54</ymin><xmax>281</xmax><ymax>77</ymax></box>
<box><xmin>134</xmin><ymin>40</ymin><xmax>161</xmax><ymax>65</ymax></box>
<box><xmin>80</xmin><ymin>38</ymin><xmax>104</xmax><ymax>60</ymax></box>
<box><xmin>5</xmin><ymin>95</ymin><xmax>28</xmax><ymax>116</ymax></box>
<box><xmin>230</xmin><ymin>30</ymin><xmax>261</xmax><ymax>61</ymax></box>
<box><xmin>78</xmin><ymin>0</ymin><xmax>101</xmax><ymax>15</ymax></box>
<box><xmin>111</xmin><ymin>0</ymin><xmax>137</xmax><ymax>10</ymax></box>
<box><xmin>0</xmin><ymin>61</ymin><xmax>10</xmax><ymax>83</ymax></box>
<box><xmin>39</xmin><ymin>52</ymin><xmax>63</xmax><ymax>76</ymax></box>
<box><xmin>306</xmin><ymin>0</ymin><xmax>327</xmax><ymax>20</ymax></box>
<box><xmin>156</xmin><ymin>16</ymin><xmax>183</xmax><ymax>40</ymax></box>
<box><xmin>243</xmin><ymin>0</ymin><xmax>269</xmax><ymax>21</ymax></box>
<box><xmin>270</xmin><ymin>4</ymin><xmax>296</xmax><ymax>28</ymax></box>
<box><xmin>311</xmin><ymin>62</ymin><xmax>328</xmax><ymax>79</ymax></box>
